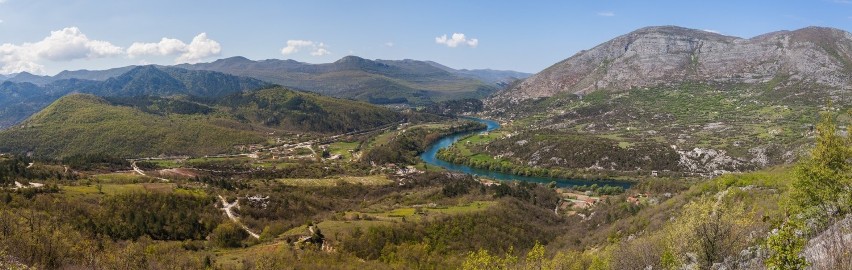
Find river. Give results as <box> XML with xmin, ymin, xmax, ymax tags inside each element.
<box><xmin>419</xmin><ymin>118</ymin><xmax>633</xmax><ymax>188</ymax></box>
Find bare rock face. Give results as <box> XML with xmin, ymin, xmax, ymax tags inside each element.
<box><xmin>494</xmin><ymin>26</ymin><xmax>852</xmax><ymax>102</ymax></box>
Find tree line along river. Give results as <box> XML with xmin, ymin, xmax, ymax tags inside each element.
<box><xmin>419</xmin><ymin>117</ymin><xmax>633</xmax><ymax>189</ymax></box>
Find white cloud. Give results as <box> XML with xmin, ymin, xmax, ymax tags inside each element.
<box><xmin>435</xmin><ymin>33</ymin><xmax>479</xmax><ymax>48</ymax></box>
<box><xmin>311</xmin><ymin>48</ymin><xmax>331</xmax><ymax>56</ymax></box>
<box><xmin>176</xmin><ymin>33</ymin><xmax>221</xmax><ymax>63</ymax></box>
<box><xmin>281</xmin><ymin>40</ymin><xmax>331</xmax><ymax>56</ymax></box>
<box><xmin>127</xmin><ymin>38</ymin><xmax>186</xmax><ymax>57</ymax></box>
<box><xmin>0</xmin><ymin>27</ymin><xmax>123</xmax><ymax>74</ymax></box>
<box><xmin>127</xmin><ymin>33</ymin><xmax>221</xmax><ymax>64</ymax></box>
<box><xmin>281</xmin><ymin>40</ymin><xmax>314</xmax><ymax>55</ymax></box>
<box><xmin>0</xmin><ymin>19</ymin><xmax>4</xmax><ymax>23</ymax></box>
<box><xmin>597</xmin><ymin>11</ymin><xmax>615</xmax><ymax>17</ymax></box>
<box><xmin>384</xmin><ymin>42</ymin><xmax>394</xmax><ymax>47</ymax></box>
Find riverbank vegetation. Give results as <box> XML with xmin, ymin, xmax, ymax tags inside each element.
<box><xmin>362</xmin><ymin>120</ymin><xmax>485</xmax><ymax>165</ymax></box>
<box><xmin>436</xmin><ymin>128</ymin><xmax>683</xmax><ymax>181</ymax></box>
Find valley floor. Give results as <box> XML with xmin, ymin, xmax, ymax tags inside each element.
<box><xmin>0</xmin><ymin>113</ymin><xmax>849</xmax><ymax>270</ymax></box>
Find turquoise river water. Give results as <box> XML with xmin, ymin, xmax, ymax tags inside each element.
<box><xmin>419</xmin><ymin>118</ymin><xmax>633</xmax><ymax>188</ymax></box>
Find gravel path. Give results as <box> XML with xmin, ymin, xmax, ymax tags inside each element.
<box><xmin>218</xmin><ymin>195</ymin><xmax>260</xmax><ymax>239</ymax></box>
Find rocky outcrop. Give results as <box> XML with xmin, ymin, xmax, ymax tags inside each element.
<box><xmin>493</xmin><ymin>26</ymin><xmax>852</xmax><ymax>103</ymax></box>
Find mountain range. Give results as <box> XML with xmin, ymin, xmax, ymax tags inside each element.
<box><xmin>1</xmin><ymin>56</ymin><xmax>530</xmax><ymax>106</ymax></box>
<box><xmin>0</xmin><ymin>66</ymin><xmax>270</xmax><ymax>128</ymax></box>
<box><xmin>175</xmin><ymin>56</ymin><xmax>529</xmax><ymax>104</ymax></box>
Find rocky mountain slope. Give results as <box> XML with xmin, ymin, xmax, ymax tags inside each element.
<box><xmin>480</xmin><ymin>26</ymin><xmax>851</xmax><ymax>176</ymax></box>
<box><xmin>493</xmin><ymin>26</ymin><xmax>851</xmax><ymax>102</ymax></box>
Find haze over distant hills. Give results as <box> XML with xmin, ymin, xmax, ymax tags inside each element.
<box><xmin>1</xmin><ymin>56</ymin><xmax>530</xmax><ymax>106</ymax></box>
<box><xmin>176</xmin><ymin>56</ymin><xmax>529</xmax><ymax>104</ymax></box>
<box><xmin>0</xmin><ymin>66</ymin><xmax>269</xmax><ymax>128</ymax></box>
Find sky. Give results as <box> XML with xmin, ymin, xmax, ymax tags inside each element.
<box><xmin>0</xmin><ymin>0</ymin><xmax>850</xmax><ymax>75</ymax></box>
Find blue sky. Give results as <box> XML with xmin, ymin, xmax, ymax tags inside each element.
<box><xmin>0</xmin><ymin>0</ymin><xmax>850</xmax><ymax>75</ymax></box>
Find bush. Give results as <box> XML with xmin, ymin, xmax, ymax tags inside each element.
<box><xmin>209</xmin><ymin>222</ymin><xmax>249</xmax><ymax>248</ymax></box>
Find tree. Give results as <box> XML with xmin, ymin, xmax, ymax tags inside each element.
<box><xmin>1</xmin><ymin>192</ymin><xmax>11</xmax><ymax>204</ymax></box>
<box><xmin>547</xmin><ymin>181</ymin><xmax>557</xmax><ymax>189</ymax></box>
<box><xmin>462</xmin><ymin>247</ymin><xmax>517</xmax><ymax>270</ymax></box>
<box><xmin>524</xmin><ymin>241</ymin><xmax>546</xmax><ymax>270</ymax></box>
<box><xmin>793</xmin><ymin>112</ymin><xmax>852</xmax><ymax>215</ymax></box>
<box><xmin>765</xmin><ymin>219</ymin><xmax>808</xmax><ymax>270</ymax></box>
<box><xmin>209</xmin><ymin>222</ymin><xmax>248</xmax><ymax>248</ymax></box>
<box><xmin>765</xmin><ymin>110</ymin><xmax>850</xmax><ymax>270</ymax></box>
<box><xmin>696</xmin><ymin>209</ymin><xmax>733</xmax><ymax>268</ymax></box>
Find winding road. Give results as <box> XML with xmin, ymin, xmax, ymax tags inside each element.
<box><xmin>218</xmin><ymin>195</ymin><xmax>260</xmax><ymax>239</ymax></box>
<box><xmin>131</xmin><ymin>161</ymin><xmax>169</xmax><ymax>182</ymax></box>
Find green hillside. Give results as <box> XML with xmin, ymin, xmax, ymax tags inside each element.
<box><xmin>0</xmin><ymin>87</ymin><xmax>405</xmax><ymax>158</ymax></box>
<box><xmin>220</xmin><ymin>87</ymin><xmax>406</xmax><ymax>133</ymax></box>
<box><xmin>0</xmin><ymin>66</ymin><xmax>271</xmax><ymax>129</ymax></box>
<box><xmin>0</xmin><ymin>94</ymin><xmax>264</xmax><ymax>158</ymax></box>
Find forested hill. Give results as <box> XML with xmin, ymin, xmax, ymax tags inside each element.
<box><xmin>0</xmin><ymin>86</ymin><xmax>406</xmax><ymax>158</ymax></box>
<box><xmin>0</xmin><ymin>66</ymin><xmax>270</xmax><ymax>129</ymax></box>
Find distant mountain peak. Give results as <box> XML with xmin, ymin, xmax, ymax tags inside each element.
<box><xmin>333</xmin><ymin>55</ymin><xmax>373</xmax><ymax>65</ymax></box>
<box><xmin>213</xmin><ymin>56</ymin><xmax>253</xmax><ymax>64</ymax></box>
<box><xmin>494</xmin><ymin>25</ymin><xmax>852</xmax><ymax>102</ymax></box>
<box><xmin>630</xmin><ymin>25</ymin><xmax>730</xmax><ymax>36</ymax></box>
<box><xmin>335</xmin><ymin>55</ymin><xmax>367</xmax><ymax>62</ymax></box>
<box><xmin>111</xmin><ymin>65</ymin><xmax>164</xmax><ymax>79</ymax></box>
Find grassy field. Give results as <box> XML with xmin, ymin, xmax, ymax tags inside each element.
<box><xmin>328</xmin><ymin>141</ymin><xmax>360</xmax><ymax>159</ymax></box>
<box><xmin>213</xmin><ymin>242</ymin><xmax>289</xmax><ymax>270</ymax></box>
<box><xmin>366</xmin><ymin>130</ymin><xmax>398</xmax><ymax>149</ymax></box>
<box><xmin>90</xmin><ymin>172</ymin><xmax>157</xmax><ymax>184</ymax></box>
<box><xmin>61</xmin><ymin>183</ymin><xmax>175</xmax><ymax>197</ymax></box>
<box><xmin>280</xmin><ymin>201</ymin><xmax>496</xmax><ymax>241</ymax></box>
<box><xmin>277</xmin><ymin>175</ymin><xmax>392</xmax><ymax>187</ymax></box>
<box><xmin>148</xmin><ymin>159</ymin><xmax>183</xmax><ymax>169</ymax></box>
